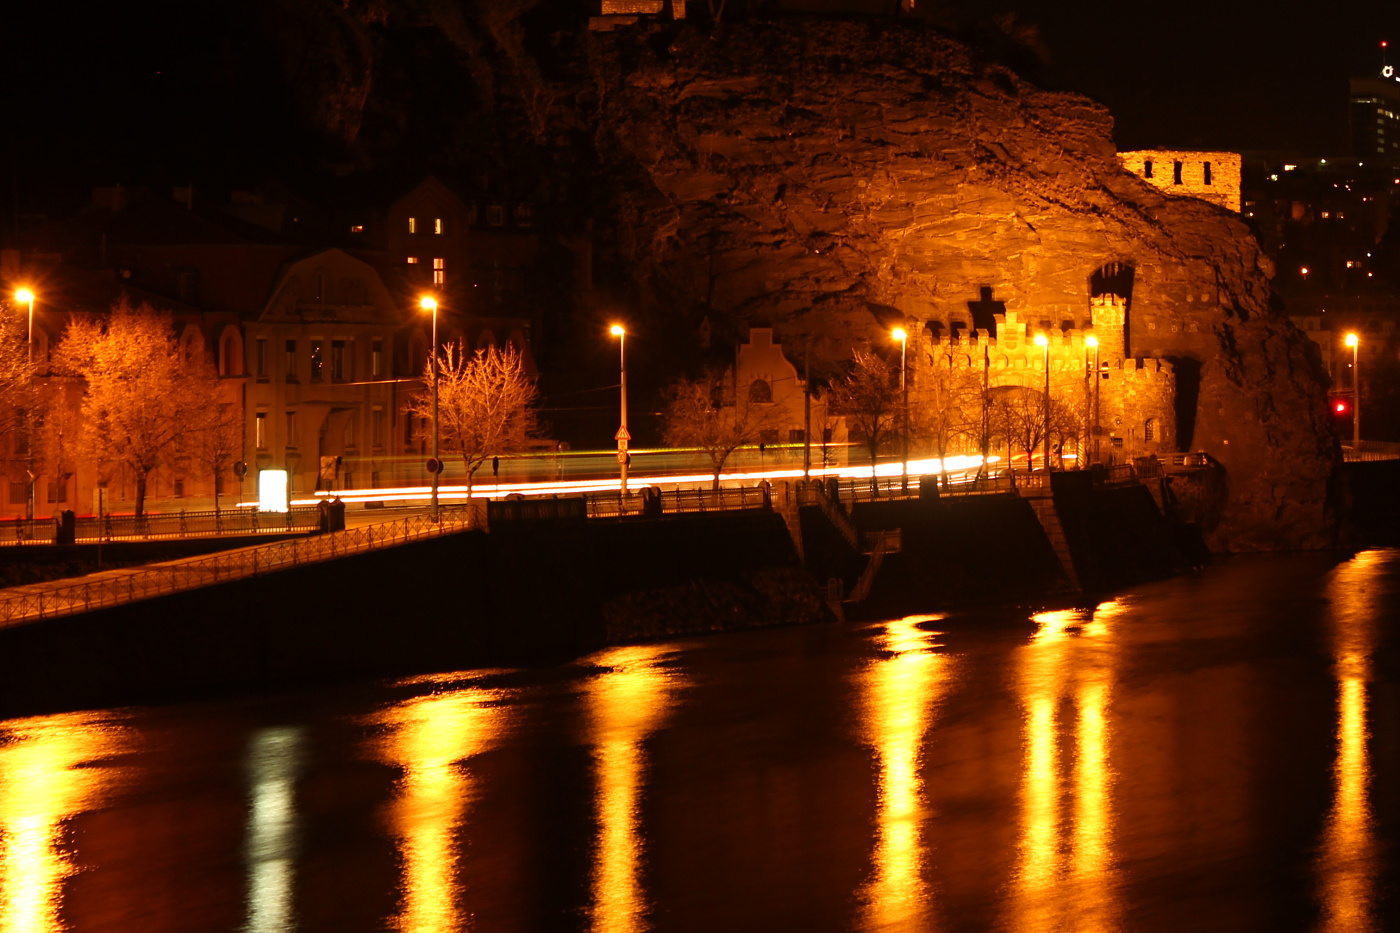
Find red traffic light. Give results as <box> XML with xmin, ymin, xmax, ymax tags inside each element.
<box><xmin>1333</xmin><ymin>399</ymin><xmax>1350</xmax><ymax>415</ymax></box>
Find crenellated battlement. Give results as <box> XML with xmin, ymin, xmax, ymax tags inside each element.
<box><xmin>919</xmin><ymin>304</ymin><xmax>1168</xmax><ymax>379</ymax></box>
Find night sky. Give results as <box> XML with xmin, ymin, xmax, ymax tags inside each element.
<box><xmin>5</xmin><ymin>0</ymin><xmax>1400</xmax><ymax>219</ymax></box>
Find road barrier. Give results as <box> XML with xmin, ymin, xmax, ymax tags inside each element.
<box><xmin>0</xmin><ymin>507</ymin><xmax>323</xmax><ymax>547</ymax></box>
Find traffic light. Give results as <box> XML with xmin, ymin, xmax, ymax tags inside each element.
<box><xmin>1333</xmin><ymin>398</ymin><xmax>1350</xmax><ymax>416</ymax></box>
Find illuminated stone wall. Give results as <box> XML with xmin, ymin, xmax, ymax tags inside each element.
<box><xmin>1118</xmin><ymin>150</ymin><xmax>1242</xmax><ymax>213</ymax></box>
<box><xmin>914</xmin><ymin>307</ymin><xmax>1176</xmax><ymax>461</ymax></box>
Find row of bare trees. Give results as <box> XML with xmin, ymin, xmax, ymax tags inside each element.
<box><xmin>4</xmin><ymin>299</ymin><xmax>545</xmax><ymax>518</ymax></box>
<box><xmin>657</xmin><ymin>349</ymin><xmax>1093</xmax><ymax>485</ymax></box>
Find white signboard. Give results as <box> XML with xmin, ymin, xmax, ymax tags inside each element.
<box><xmin>258</xmin><ymin>470</ymin><xmax>289</xmax><ymax>513</ymax></box>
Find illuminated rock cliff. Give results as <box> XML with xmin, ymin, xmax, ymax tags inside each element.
<box><xmin>585</xmin><ymin>20</ymin><xmax>1335</xmax><ymax>550</ymax></box>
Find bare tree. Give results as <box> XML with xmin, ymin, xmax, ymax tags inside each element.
<box><xmin>55</xmin><ymin>299</ymin><xmax>221</xmax><ymax>518</ymax></box>
<box><xmin>406</xmin><ymin>341</ymin><xmax>539</xmax><ymax>496</ymax></box>
<box><xmin>185</xmin><ymin>399</ymin><xmax>244</xmax><ymax>514</ymax></box>
<box><xmin>661</xmin><ymin>368</ymin><xmax>788</xmax><ymax>490</ymax></box>
<box><xmin>909</xmin><ymin>354</ymin><xmax>984</xmax><ymax>484</ymax></box>
<box><xmin>827</xmin><ymin>349</ymin><xmax>901</xmax><ymax>481</ymax></box>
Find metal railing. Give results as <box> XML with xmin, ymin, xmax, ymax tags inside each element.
<box><xmin>0</xmin><ymin>507</ymin><xmax>322</xmax><ymax>547</ymax></box>
<box><xmin>585</xmin><ymin>486</ymin><xmax>771</xmax><ymax>519</ymax></box>
<box><xmin>1343</xmin><ymin>441</ymin><xmax>1400</xmax><ymax>462</ymax></box>
<box><xmin>0</xmin><ymin>509</ymin><xmax>477</xmax><ymax>628</ymax></box>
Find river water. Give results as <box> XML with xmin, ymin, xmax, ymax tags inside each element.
<box><xmin>0</xmin><ymin>550</ymin><xmax>1397</xmax><ymax>932</ymax></box>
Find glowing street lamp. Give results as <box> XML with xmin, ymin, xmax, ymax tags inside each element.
<box><xmin>892</xmin><ymin>326</ymin><xmax>909</xmax><ymax>491</ymax></box>
<box><xmin>420</xmin><ymin>295</ymin><xmax>440</xmax><ymax>521</ymax></box>
<box><xmin>1086</xmin><ymin>335</ymin><xmax>1100</xmax><ymax>465</ymax></box>
<box><xmin>1345</xmin><ymin>332</ymin><xmax>1360</xmax><ymax>453</ymax></box>
<box><xmin>610</xmin><ymin>324</ymin><xmax>629</xmax><ymax>495</ymax></box>
<box><xmin>13</xmin><ymin>289</ymin><xmax>33</xmax><ymax>369</ymax></box>
<box><xmin>1035</xmin><ymin>333</ymin><xmax>1051</xmax><ymax>470</ymax></box>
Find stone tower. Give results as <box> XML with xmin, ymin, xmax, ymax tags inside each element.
<box><xmin>1090</xmin><ymin>294</ymin><xmax>1127</xmax><ymax>360</ymax></box>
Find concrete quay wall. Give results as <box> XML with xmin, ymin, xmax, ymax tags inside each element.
<box><xmin>0</xmin><ymin>488</ymin><xmax>1191</xmax><ymax>716</ymax></box>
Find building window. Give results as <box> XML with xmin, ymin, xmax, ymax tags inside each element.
<box><xmin>406</xmin><ymin>256</ymin><xmax>419</xmax><ymax>265</ymax></box>
<box><xmin>1173</xmin><ymin>161</ymin><xmax>1183</xmax><ymax>185</ymax></box>
<box><xmin>331</xmin><ymin>340</ymin><xmax>346</xmax><ymax>381</ymax></box>
<box><xmin>1143</xmin><ymin>160</ymin><xmax>1154</xmax><ymax>179</ymax></box>
<box><xmin>433</xmin><ymin>257</ymin><xmax>445</xmax><ymax>286</ymax></box>
<box><xmin>371</xmin><ymin>338</ymin><xmax>384</xmax><ymax>377</ymax></box>
<box><xmin>309</xmin><ymin>341</ymin><xmax>324</xmax><ymax>381</ymax></box>
<box><xmin>286</xmin><ymin>411</ymin><xmax>297</xmax><ymax>447</ymax></box>
<box><xmin>515</xmin><ymin>205</ymin><xmax>533</xmax><ymax>228</ymax></box>
<box><xmin>174</xmin><ymin>478</ymin><xmax>185</xmax><ymax>498</ymax></box>
<box><xmin>408</xmin><ymin>217</ymin><xmax>417</xmax><ymax>234</ymax></box>
<box><xmin>1203</xmin><ymin>161</ymin><xmax>1213</xmax><ymax>185</ymax></box>
<box><xmin>434</xmin><ymin>217</ymin><xmax>443</xmax><ymax>235</ymax></box>
<box><xmin>748</xmin><ymin>379</ymin><xmax>772</xmax><ymax>403</ymax></box>
<box><xmin>9</xmin><ymin>483</ymin><xmax>26</xmax><ymax>504</ymax></box>
<box><xmin>46</xmin><ymin>481</ymin><xmax>67</xmax><ymax>504</ymax></box>
<box><xmin>256</xmin><ymin>411</ymin><xmax>268</xmax><ymax>449</ymax></box>
<box><xmin>371</xmin><ymin>408</ymin><xmax>384</xmax><ymax>448</ymax></box>
<box><xmin>487</xmin><ymin>205</ymin><xmax>505</xmax><ymax>226</ymax></box>
<box><xmin>789</xmin><ymin>429</ymin><xmax>806</xmax><ymax>444</ymax></box>
<box><xmin>285</xmin><ymin>340</ymin><xmax>297</xmax><ymax>381</ymax></box>
<box><xmin>256</xmin><ymin>338</ymin><xmax>267</xmax><ymax>379</ymax></box>
<box><xmin>1144</xmin><ymin>418</ymin><xmax>1155</xmax><ymax>442</ymax></box>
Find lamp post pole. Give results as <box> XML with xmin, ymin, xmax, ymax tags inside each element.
<box><xmin>893</xmin><ymin>327</ymin><xmax>909</xmax><ymax>491</ymax></box>
<box><xmin>15</xmin><ymin>288</ymin><xmax>35</xmax><ymax>521</ymax></box>
<box><xmin>420</xmin><ymin>295</ymin><xmax>440</xmax><ymax>522</ymax></box>
<box><xmin>1346</xmin><ymin>332</ymin><xmax>1360</xmax><ymax>453</ymax></box>
<box><xmin>1087</xmin><ymin>335</ymin><xmax>1100</xmax><ymax>466</ymax></box>
<box><xmin>611</xmin><ymin>325</ymin><xmax>629</xmax><ymax>496</ymax></box>
<box><xmin>1036</xmin><ymin>333</ymin><xmax>1051</xmax><ymax>471</ymax></box>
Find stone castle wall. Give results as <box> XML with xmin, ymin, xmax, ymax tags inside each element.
<box><xmin>1118</xmin><ymin>150</ymin><xmax>1242</xmax><ymax>213</ymax></box>
<box><xmin>913</xmin><ymin>297</ymin><xmax>1176</xmax><ymax>459</ymax></box>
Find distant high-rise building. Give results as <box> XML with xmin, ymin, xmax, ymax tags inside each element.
<box><xmin>1349</xmin><ymin>42</ymin><xmax>1400</xmax><ymax>159</ymax></box>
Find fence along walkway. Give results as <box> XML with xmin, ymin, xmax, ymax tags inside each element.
<box><xmin>0</xmin><ymin>509</ymin><xmax>476</xmax><ymax>629</ymax></box>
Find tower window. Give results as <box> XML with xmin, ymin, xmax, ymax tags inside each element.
<box><xmin>1203</xmin><ymin>162</ymin><xmax>1213</xmax><ymax>185</ymax></box>
<box><xmin>433</xmin><ymin>257</ymin><xmax>445</xmax><ymax>286</ymax></box>
<box><xmin>1144</xmin><ymin>418</ymin><xmax>1155</xmax><ymax>442</ymax></box>
<box><xmin>1173</xmin><ymin>161</ymin><xmax>1183</xmax><ymax>185</ymax></box>
<box><xmin>408</xmin><ymin>217</ymin><xmax>417</xmax><ymax>234</ymax></box>
<box><xmin>434</xmin><ymin>217</ymin><xmax>443</xmax><ymax>235</ymax></box>
<box><xmin>1143</xmin><ymin>160</ymin><xmax>1154</xmax><ymax>179</ymax></box>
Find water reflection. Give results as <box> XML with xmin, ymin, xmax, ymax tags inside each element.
<box><xmin>1315</xmin><ymin>551</ymin><xmax>1386</xmax><ymax>932</ymax></box>
<box><xmin>1008</xmin><ymin>602</ymin><xmax>1123</xmax><ymax>932</ymax></box>
<box><xmin>243</xmin><ymin>726</ymin><xmax>304</xmax><ymax>933</ymax></box>
<box><xmin>584</xmin><ymin>645</ymin><xmax>680</xmax><ymax>933</ymax></box>
<box><xmin>374</xmin><ymin>682</ymin><xmax>513</xmax><ymax>933</ymax></box>
<box><xmin>0</xmin><ymin>712</ymin><xmax>129</xmax><ymax>933</ymax></box>
<box><xmin>855</xmin><ymin>615</ymin><xmax>955</xmax><ymax>931</ymax></box>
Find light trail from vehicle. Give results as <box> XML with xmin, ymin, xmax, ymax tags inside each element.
<box><xmin>234</xmin><ymin>452</ymin><xmax>999</xmax><ymax>508</ymax></box>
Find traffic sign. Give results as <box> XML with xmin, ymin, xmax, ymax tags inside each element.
<box><xmin>615</xmin><ymin>426</ymin><xmax>631</xmax><ymax>441</ymax></box>
<box><xmin>426</xmin><ymin>457</ymin><xmax>443</xmax><ymax>475</ymax></box>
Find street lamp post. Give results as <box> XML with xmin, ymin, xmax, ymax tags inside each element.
<box><xmin>420</xmin><ymin>295</ymin><xmax>440</xmax><ymax>522</ymax></box>
<box><xmin>610</xmin><ymin>325</ymin><xmax>629</xmax><ymax>496</ymax></box>
<box><xmin>892</xmin><ymin>327</ymin><xmax>909</xmax><ymax>491</ymax></box>
<box><xmin>14</xmin><ymin>288</ymin><xmax>35</xmax><ymax>521</ymax></box>
<box><xmin>1035</xmin><ymin>332</ymin><xmax>1051</xmax><ymax>471</ymax></box>
<box><xmin>1346</xmin><ymin>332</ymin><xmax>1360</xmax><ymax>453</ymax></box>
<box><xmin>1086</xmin><ymin>335</ymin><xmax>1100</xmax><ymax>466</ymax></box>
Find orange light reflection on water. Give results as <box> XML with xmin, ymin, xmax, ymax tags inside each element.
<box><xmin>584</xmin><ymin>645</ymin><xmax>679</xmax><ymax>933</ymax></box>
<box><xmin>1008</xmin><ymin>603</ymin><xmax>1121</xmax><ymax>933</ymax></box>
<box><xmin>0</xmin><ymin>712</ymin><xmax>128</xmax><ymax>933</ymax></box>
<box><xmin>374</xmin><ymin>685</ymin><xmax>512</xmax><ymax>933</ymax></box>
<box><xmin>856</xmin><ymin>615</ymin><xmax>954</xmax><ymax>932</ymax></box>
<box><xmin>1315</xmin><ymin>550</ymin><xmax>1385</xmax><ymax>932</ymax></box>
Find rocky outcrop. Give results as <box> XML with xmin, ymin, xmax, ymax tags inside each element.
<box><xmin>585</xmin><ymin>19</ymin><xmax>1336</xmax><ymax>550</ymax></box>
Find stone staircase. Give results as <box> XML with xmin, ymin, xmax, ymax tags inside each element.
<box><xmin>1025</xmin><ymin>494</ymin><xmax>1081</xmax><ymax>592</ymax></box>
